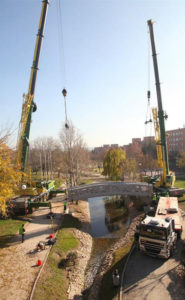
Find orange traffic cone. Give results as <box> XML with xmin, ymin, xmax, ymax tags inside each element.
<box><xmin>37</xmin><ymin>259</ymin><xmax>42</xmax><ymax>266</ymax></box>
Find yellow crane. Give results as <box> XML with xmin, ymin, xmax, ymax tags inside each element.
<box><xmin>16</xmin><ymin>0</ymin><xmax>50</xmax><ymax>196</ymax></box>
<box><xmin>152</xmin><ymin>107</ymin><xmax>175</xmax><ymax>188</ymax></box>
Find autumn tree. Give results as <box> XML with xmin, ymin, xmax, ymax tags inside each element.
<box><xmin>59</xmin><ymin>122</ymin><xmax>90</xmax><ymax>186</ymax></box>
<box><xmin>0</xmin><ymin>143</ymin><xmax>22</xmax><ymax>216</ymax></box>
<box><xmin>176</xmin><ymin>151</ymin><xmax>185</xmax><ymax>170</ymax></box>
<box><xmin>0</xmin><ymin>126</ymin><xmax>12</xmax><ymax>146</ymax></box>
<box><xmin>103</xmin><ymin>148</ymin><xmax>126</xmax><ymax>180</ymax></box>
<box><xmin>123</xmin><ymin>158</ymin><xmax>137</xmax><ymax>180</ymax></box>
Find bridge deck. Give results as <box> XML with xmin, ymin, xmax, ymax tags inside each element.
<box><xmin>67</xmin><ymin>181</ymin><xmax>153</xmax><ymax>201</ymax></box>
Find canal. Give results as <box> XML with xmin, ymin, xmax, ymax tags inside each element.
<box><xmin>83</xmin><ymin>195</ymin><xmax>129</xmax><ymax>295</ymax></box>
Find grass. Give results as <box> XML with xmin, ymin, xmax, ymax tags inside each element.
<box><xmin>79</xmin><ymin>179</ymin><xmax>93</xmax><ymax>185</ymax></box>
<box><xmin>174</xmin><ymin>180</ymin><xmax>185</xmax><ymax>189</ymax></box>
<box><xmin>0</xmin><ymin>218</ymin><xmax>26</xmax><ymax>247</ymax></box>
<box><xmin>53</xmin><ymin>179</ymin><xmax>65</xmax><ymax>190</ymax></box>
<box><xmin>33</xmin><ymin>214</ymin><xmax>80</xmax><ymax>300</ymax></box>
<box><xmin>174</xmin><ymin>179</ymin><xmax>185</xmax><ymax>210</ymax></box>
<box><xmin>99</xmin><ymin>240</ymin><xmax>134</xmax><ymax>300</ymax></box>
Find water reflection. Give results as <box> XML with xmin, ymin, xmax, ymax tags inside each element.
<box><xmin>88</xmin><ymin>195</ymin><xmax>128</xmax><ymax>238</ymax></box>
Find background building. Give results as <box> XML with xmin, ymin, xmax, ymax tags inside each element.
<box><xmin>92</xmin><ymin>127</ymin><xmax>185</xmax><ymax>163</ymax></box>
<box><xmin>167</xmin><ymin>128</ymin><xmax>185</xmax><ymax>154</ymax></box>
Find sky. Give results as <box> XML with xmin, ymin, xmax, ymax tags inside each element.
<box><xmin>1</xmin><ymin>0</ymin><xmax>185</xmax><ymax>149</ymax></box>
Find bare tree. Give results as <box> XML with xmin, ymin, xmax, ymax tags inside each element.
<box><xmin>0</xmin><ymin>126</ymin><xmax>12</xmax><ymax>146</ymax></box>
<box><xmin>59</xmin><ymin>122</ymin><xmax>90</xmax><ymax>187</ymax></box>
<box><xmin>29</xmin><ymin>137</ymin><xmax>61</xmax><ymax>179</ymax></box>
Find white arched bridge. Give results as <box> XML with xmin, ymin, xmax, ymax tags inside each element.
<box><xmin>67</xmin><ymin>182</ymin><xmax>153</xmax><ymax>202</ymax></box>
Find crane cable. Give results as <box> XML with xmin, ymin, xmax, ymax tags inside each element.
<box><xmin>56</xmin><ymin>0</ymin><xmax>69</xmax><ymax>129</ymax></box>
<box><xmin>144</xmin><ymin>32</ymin><xmax>153</xmax><ymax>139</ymax></box>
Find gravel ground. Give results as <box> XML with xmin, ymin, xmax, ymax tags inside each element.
<box><xmin>0</xmin><ymin>200</ymin><xmax>63</xmax><ymax>300</ymax></box>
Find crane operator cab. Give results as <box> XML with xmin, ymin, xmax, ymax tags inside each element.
<box><xmin>165</xmin><ymin>173</ymin><xmax>175</xmax><ymax>188</ymax></box>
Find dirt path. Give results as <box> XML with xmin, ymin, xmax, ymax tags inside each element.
<box><xmin>0</xmin><ymin>200</ymin><xmax>63</xmax><ymax>300</ymax></box>
<box><xmin>122</xmin><ymin>213</ymin><xmax>185</xmax><ymax>300</ymax></box>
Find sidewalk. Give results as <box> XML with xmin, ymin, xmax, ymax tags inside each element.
<box><xmin>0</xmin><ymin>202</ymin><xmax>63</xmax><ymax>300</ymax></box>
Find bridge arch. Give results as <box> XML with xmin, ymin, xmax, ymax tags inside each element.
<box><xmin>67</xmin><ymin>182</ymin><xmax>153</xmax><ymax>202</ymax></box>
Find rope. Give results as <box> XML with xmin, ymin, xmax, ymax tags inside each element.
<box><xmin>144</xmin><ymin>31</ymin><xmax>153</xmax><ymax>140</ymax></box>
<box><xmin>56</xmin><ymin>1</ymin><xmax>70</xmax><ymax>129</ymax></box>
<box><xmin>56</xmin><ymin>0</ymin><xmax>66</xmax><ymax>87</ymax></box>
<box><xmin>147</xmin><ymin>31</ymin><xmax>151</xmax><ymax>92</ymax></box>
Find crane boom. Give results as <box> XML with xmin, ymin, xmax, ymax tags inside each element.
<box><xmin>17</xmin><ymin>0</ymin><xmax>49</xmax><ymax>172</ymax></box>
<box><xmin>147</xmin><ymin>19</ymin><xmax>169</xmax><ymax>176</ymax></box>
<box><xmin>152</xmin><ymin>107</ymin><xmax>166</xmax><ymax>183</ymax></box>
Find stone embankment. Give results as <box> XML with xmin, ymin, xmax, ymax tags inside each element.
<box><xmin>66</xmin><ymin>199</ymin><xmax>142</xmax><ymax>300</ymax></box>
<box><xmin>66</xmin><ymin>201</ymin><xmax>93</xmax><ymax>300</ymax></box>
<box><xmin>88</xmin><ymin>214</ymin><xmax>141</xmax><ymax>300</ymax></box>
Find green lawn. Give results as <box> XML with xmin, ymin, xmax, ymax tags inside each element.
<box><xmin>53</xmin><ymin>179</ymin><xmax>65</xmax><ymax>190</ymax></box>
<box><xmin>0</xmin><ymin>218</ymin><xmax>26</xmax><ymax>247</ymax></box>
<box><xmin>174</xmin><ymin>179</ymin><xmax>185</xmax><ymax>210</ymax></box>
<box><xmin>174</xmin><ymin>179</ymin><xmax>185</xmax><ymax>189</ymax></box>
<box><xmin>78</xmin><ymin>178</ymin><xmax>94</xmax><ymax>185</ymax></box>
<box><xmin>33</xmin><ymin>214</ymin><xmax>80</xmax><ymax>300</ymax></box>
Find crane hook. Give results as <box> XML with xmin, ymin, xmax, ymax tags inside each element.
<box><xmin>62</xmin><ymin>88</ymin><xmax>69</xmax><ymax>129</ymax></box>
<box><xmin>62</xmin><ymin>88</ymin><xmax>67</xmax><ymax>97</ymax></box>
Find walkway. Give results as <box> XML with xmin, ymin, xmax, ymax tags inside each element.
<box><xmin>0</xmin><ymin>201</ymin><xmax>63</xmax><ymax>300</ymax></box>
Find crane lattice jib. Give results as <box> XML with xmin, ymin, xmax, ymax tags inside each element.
<box><xmin>147</xmin><ymin>20</ymin><xmax>169</xmax><ymax>175</ymax></box>
<box><xmin>152</xmin><ymin>107</ymin><xmax>166</xmax><ymax>183</ymax></box>
<box><xmin>16</xmin><ymin>0</ymin><xmax>49</xmax><ymax>173</ymax></box>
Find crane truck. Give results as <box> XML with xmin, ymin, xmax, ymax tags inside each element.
<box><xmin>12</xmin><ymin>1</ymin><xmax>56</xmax><ymax>213</ymax></box>
<box><xmin>137</xmin><ymin>196</ymin><xmax>182</xmax><ymax>258</ymax></box>
<box><xmin>16</xmin><ymin>0</ymin><xmax>55</xmax><ymax>197</ymax></box>
<box><xmin>147</xmin><ymin>20</ymin><xmax>184</xmax><ymax>197</ymax></box>
<box><xmin>136</xmin><ymin>20</ymin><xmax>184</xmax><ymax>259</ymax></box>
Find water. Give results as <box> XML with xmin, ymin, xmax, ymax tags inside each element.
<box><xmin>83</xmin><ymin>195</ymin><xmax>129</xmax><ymax>295</ymax></box>
<box><xmin>88</xmin><ymin>195</ymin><xmax>129</xmax><ymax>238</ymax></box>
<box><xmin>88</xmin><ymin>197</ymin><xmax>109</xmax><ymax>237</ymax></box>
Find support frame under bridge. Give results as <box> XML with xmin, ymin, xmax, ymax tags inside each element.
<box><xmin>67</xmin><ymin>182</ymin><xmax>153</xmax><ymax>202</ymax></box>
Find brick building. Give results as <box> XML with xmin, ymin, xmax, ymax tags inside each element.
<box><xmin>167</xmin><ymin>128</ymin><xmax>185</xmax><ymax>154</ymax></box>
<box><xmin>143</xmin><ymin>136</ymin><xmax>155</xmax><ymax>144</ymax></box>
<box><xmin>92</xmin><ymin>127</ymin><xmax>185</xmax><ymax>160</ymax></box>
